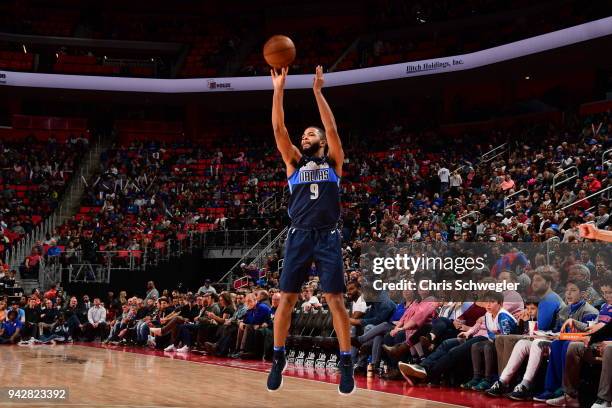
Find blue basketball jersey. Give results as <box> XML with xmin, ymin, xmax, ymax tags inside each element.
<box><xmin>287</xmin><ymin>156</ymin><xmax>340</xmax><ymax>229</ymax></box>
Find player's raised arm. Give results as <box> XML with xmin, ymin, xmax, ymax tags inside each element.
<box><xmin>313</xmin><ymin>65</ymin><xmax>344</xmax><ymax>175</ymax></box>
<box><xmin>579</xmin><ymin>223</ymin><xmax>612</xmax><ymax>242</ymax></box>
<box><xmin>271</xmin><ymin>67</ymin><xmax>300</xmax><ymax>171</ymax></box>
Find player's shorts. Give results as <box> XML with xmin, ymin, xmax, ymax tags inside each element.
<box><xmin>279</xmin><ymin>226</ymin><xmax>345</xmax><ymax>294</ymax></box>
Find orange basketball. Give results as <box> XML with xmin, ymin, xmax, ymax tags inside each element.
<box><xmin>263</xmin><ymin>35</ymin><xmax>296</xmax><ymax>69</ymax></box>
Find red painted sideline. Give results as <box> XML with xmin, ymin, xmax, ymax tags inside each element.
<box><xmin>75</xmin><ymin>342</ymin><xmax>536</xmax><ymax>408</ymax></box>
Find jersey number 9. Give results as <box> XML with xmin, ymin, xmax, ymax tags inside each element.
<box><xmin>310</xmin><ymin>184</ymin><xmax>319</xmax><ymax>200</ymax></box>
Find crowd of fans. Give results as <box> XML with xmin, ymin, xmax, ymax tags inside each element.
<box><xmin>0</xmin><ymin>135</ymin><xmax>88</xmax><ymax>270</ymax></box>
<box><xmin>2</xmin><ymin>250</ymin><xmax>611</xmax><ymax>406</ymax></box>
<box><xmin>8</xmin><ymin>108</ymin><xmax>611</xmax><ymax>286</ymax></box>
<box><xmin>0</xmin><ymin>107</ymin><xmax>610</xmax><ymax>408</ymax></box>
<box><xmin>1</xmin><ymin>280</ymin><xmax>280</xmax><ymax>360</ymax></box>
<box><xmin>31</xmin><ymin>135</ymin><xmax>290</xmax><ymax>269</ymax></box>
<box><xmin>334</xmin><ymin>111</ymin><xmax>610</xmax><ymax>250</ymax></box>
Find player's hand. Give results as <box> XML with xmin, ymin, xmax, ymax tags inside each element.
<box><xmin>579</xmin><ymin>224</ymin><xmax>598</xmax><ymax>240</ymax></box>
<box><xmin>271</xmin><ymin>67</ymin><xmax>288</xmax><ymax>91</ymax></box>
<box><xmin>313</xmin><ymin>65</ymin><xmax>324</xmax><ymax>92</ymax></box>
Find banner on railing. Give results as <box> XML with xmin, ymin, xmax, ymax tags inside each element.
<box><xmin>1</xmin><ymin>17</ymin><xmax>611</xmax><ymax>93</ymax></box>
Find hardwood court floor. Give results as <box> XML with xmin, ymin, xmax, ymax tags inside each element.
<box><xmin>0</xmin><ymin>344</ymin><xmax>461</xmax><ymax>408</ymax></box>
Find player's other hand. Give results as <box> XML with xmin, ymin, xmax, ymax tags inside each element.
<box><xmin>271</xmin><ymin>67</ymin><xmax>288</xmax><ymax>91</ymax></box>
<box><xmin>579</xmin><ymin>223</ymin><xmax>598</xmax><ymax>239</ymax></box>
<box><xmin>313</xmin><ymin>65</ymin><xmax>324</xmax><ymax>92</ymax></box>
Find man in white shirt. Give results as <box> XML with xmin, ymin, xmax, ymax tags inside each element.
<box><xmin>438</xmin><ymin>166</ymin><xmax>450</xmax><ymax>194</ymax></box>
<box><xmin>84</xmin><ymin>298</ymin><xmax>107</xmax><ymax>342</ymax></box>
<box><xmin>300</xmin><ymin>286</ymin><xmax>322</xmax><ymax>311</ymax></box>
<box><xmin>347</xmin><ymin>281</ymin><xmax>368</xmax><ymax>317</ymax></box>
<box><xmin>449</xmin><ymin>171</ymin><xmax>462</xmax><ymax>196</ymax></box>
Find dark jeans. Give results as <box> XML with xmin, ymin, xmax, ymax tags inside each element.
<box><xmin>22</xmin><ymin>322</ymin><xmax>38</xmax><ymax>339</ymax></box>
<box><xmin>420</xmin><ymin>336</ymin><xmax>488</xmax><ymax>382</ymax></box>
<box><xmin>215</xmin><ymin>324</ymin><xmax>238</xmax><ymax>355</ymax></box>
<box><xmin>472</xmin><ymin>340</ymin><xmax>497</xmax><ymax>380</ymax></box>
<box><xmin>430</xmin><ymin>318</ymin><xmax>459</xmax><ymax>345</ymax></box>
<box><xmin>196</xmin><ymin>323</ymin><xmax>218</xmax><ymax>346</ymax></box>
<box><xmin>83</xmin><ymin>322</ymin><xmax>108</xmax><ymax>341</ymax></box>
<box><xmin>66</xmin><ymin>315</ymin><xmax>83</xmax><ymax>339</ymax></box>
<box><xmin>0</xmin><ymin>334</ymin><xmax>20</xmax><ymax>344</ymax></box>
<box><xmin>383</xmin><ymin>330</ymin><xmax>407</xmax><ymax>368</ymax></box>
<box><xmin>177</xmin><ymin>323</ymin><xmax>200</xmax><ymax>347</ymax></box>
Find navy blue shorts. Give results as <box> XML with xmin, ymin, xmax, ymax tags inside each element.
<box><xmin>280</xmin><ymin>227</ymin><xmax>345</xmax><ymax>294</ymax></box>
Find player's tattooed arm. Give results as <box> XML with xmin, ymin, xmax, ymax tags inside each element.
<box><xmin>271</xmin><ymin>67</ymin><xmax>300</xmax><ymax>172</ymax></box>
<box><xmin>313</xmin><ymin>65</ymin><xmax>344</xmax><ymax>175</ymax></box>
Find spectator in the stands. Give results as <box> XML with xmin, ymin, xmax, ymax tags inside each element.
<box><xmin>63</xmin><ymin>296</ymin><xmax>83</xmax><ymax>339</ymax></box>
<box><xmin>30</xmin><ymin>314</ymin><xmax>72</xmax><ymax>345</ymax></box>
<box><xmin>0</xmin><ymin>270</ymin><xmax>16</xmax><ymax>288</ymax></box>
<box><xmin>44</xmin><ymin>284</ymin><xmax>58</xmax><ymax>303</ymax></box>
<box><xmin>38</xmin><ymin>298</ymin><xmax>59</xmax><ymax>337</ymax></box>
<box><xmin>551</xmin><ymin>275</ymin><xmax>611</xmax><ymax>407</ymax></box>
<box><xmin>438</xmin><ymin>164</ymin><xmax>450</xmax><ymax>194</ymax></box>
<box><xmin>197</xmin><ymin>279</ymin><xmax>217</xmax><ymax>296</ymax></box>
<box><xmin>23</xmin><ymin>297</ymin><xmax>40</xmax><ymax>339</ymax></box>
<box><xmin>353</xmin><ymin>289</ymin><xmax>413</xmax><ymax>378</ymax></box>
<box><xmin>0</xmin><ymin>300</ymin><xmax>6</xmax><ymax>322</ymax></box>
<box><xmin>0</xmin><ymin>310</ymin><xmax>22</xmax><ymax>344</ymax></box>
<box><xmin>10</xmin><ymin>301</ymin><xmax>25</xmax><ymax>323</ymax></box>
<box><xmin>202</xmin><ymin>292</ymin><xmax>247</xmax><ymax>357</ymax></box>
<box><xmin>21</xmin><ymin>248</ymin><xmax>42</xmax><ymax>279</ymax></box>
<box><xmin>530</xmin><ymin>267</ymin><xmax>565</xmax><ymax>331</ymax></box>
<box><xmin>46</xmin><ymin>239</ymin><xmax>61</xmax><ymax>257</ymax></box>
<box><xmin>196</xmin><ymin>291</ymin><xmax>235</xmax><ymax>351</ymax></box>
<box><xmin>383</xmin><ymin>281</ymin><xmax>439</xmax><ymax>367</ymax></box>
<box><xmin>106</xmin><ymin>303</ymin><xmax>134</xmax><ymax>343</ymax></box>
<box><xmin>196</xmin><ymin>293</ymin><xmax>222</xmax><ymax>345</ymax></box>
<box><xmin>231</xmin><ymin>292</ymin><xmax>270</xmax><ymax>359</ymax></box>
<box><xmin>567</xmin><ymin>263</ymin><xmax>603</xmax><ymax>306</ymax></box>
<box><xmin>84</xmin><ymin>297</ymin><xmax>107</xmax><ymax>341</ymax></box>
<box><xmin>351</xmin><ymin>289</ymin><xmax>396</xmax><ymax>374</ymax></box>
<box><xmin>301</xmin><ymin>285</ymin><xmax>322</xmax><ymax>311</ymax></box>
<box><xmin>145</xmin><ymin>281</ymin><xmax>159</xmax><ymax>302</ymax></box>
<box><xmin>529</xmin><ymin>278</ymin><xmax>600</xmax><ymax>402</ymax></box>
<box><xmin>398</xmin><ymin>291</ymin><xmax>514</xmax><ymax>386</ymax></box>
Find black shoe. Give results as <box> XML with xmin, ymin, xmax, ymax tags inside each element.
<box><xmin>338</xmin><ymin>355</ymin><xmax>356</xmax><ymax>395</ymax></box>
<box><xmin>203</xmin><ymin>342</ymin><xmax>217</xmax><ymax>354</ymax></box>
<box><xmin>508</xmin><ymin>384</ymin><xmax>532</xmax><ymax>401</ymax></box>
<box><xmin>382</xmin><ymin>368</ymin><xmax>402</xmax><ymax>380</ymax></box>
<box><xmin>353</xmin><ymin>364</ymin><xmax>367</xmax><ymax>376</ymax></box>
<box><xmin>267</xmin><ymin>352</ymin><xmax>287</xmax><ymax>392</ymax></box>
<box><xmin>486</xmin><ymin>380</ymin><xmax>510</xmax><ymax>397</ymax></box>
<box><xmin>239</xmin><ymin>351</ymin><xmax>257</xmax><ymax>360</ymax></box>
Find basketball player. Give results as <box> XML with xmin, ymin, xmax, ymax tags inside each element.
<box><xmin>266</xmin><ymin>65</ymin><xmax>355</xmax><ymax>395</ymax></box>
<box><xmin>579</xmin><ymin>223</ymin><xmax>612</xmax><ymax>242</ymax></box>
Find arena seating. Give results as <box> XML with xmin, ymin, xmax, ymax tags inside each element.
<box><xmin>36</xmin><ymin>121</ymin><xmax>289</xmax><ymax>269</ymax></box>
<box><xmin>0</xmin><ymin>115</ymin><xmax>89</xmax><ymax>263</ymax></box>
<box><xmin>0</xmin><ymin>50</ymin><xmax>34</xmax><ymax>72</ymax></box>
<box><xmin>350</xmin><ymin>0</ymin><xmax>610</xmax><ymax>71</ymax></box>
<box><xmin>2</xmin><ymin>0</ymin><xmax>609</xmax><ymax>78</ymax></box>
